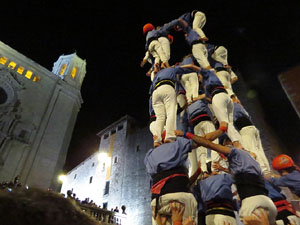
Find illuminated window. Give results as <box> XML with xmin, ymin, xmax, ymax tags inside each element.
<box><xmin>0</xmin><ymin>56</ymin><xmax>8</xmax><ymax>65</ymax></box>
<box><xmin>17</xmin><ymin>66</ymin><xmax>25</xmax><ymax>75</ymax></box>
<box><xmin>59</xmin><ymin>64</ymin><xmax>67</xmax><ymax>75</ymax></box>
<box><xmin>25</xmin><ymin>70</ymin><xmax>33</xmax><ymax>79</ymax></box>
<box><xmin>32</xmin><ymin>76</ymin><xmax>40</xmax><ymax>82</ymax></box>
<box><xmin>8</xmin><ymin>61</ymin><xmax>17</xmax><ymax>69</ymax></box>
<box><xmin>71</xmin><ymin>67</ymin><xmax>77</xmax><ymax>78</ymax></box>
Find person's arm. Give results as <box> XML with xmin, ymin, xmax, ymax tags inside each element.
<box><xmin>179</xmin><ymin>64</ymin><xmax>201</xmax><ymax>72</ymax></box>
<box><xmin>174</xmin><ymin>130</ymin><xmax>231</xmax><ymax>155</ymax></box>
<box><xmin>189</xmin><ymin>161</ymin><xmax>202</xmax><ymax>185</ymax></box>
<box><xmin>170</xmin><ymin>201</ymin><xmax>185</xmax><ymax>225</ymax></box>
<box><xmin>213</xmin><ymin>161</ymin><xmax>230</xmax><ymax>173</ymax></box>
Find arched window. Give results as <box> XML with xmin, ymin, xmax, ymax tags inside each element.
<box><xmin>59</xmin><ymin>64</ymin><xmax>67</xmax><ymax>75</ymax></box>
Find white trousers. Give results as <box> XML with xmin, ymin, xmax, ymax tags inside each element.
<box><xmin>239</xmin><ymin>195</ymin><xmax>278</xmax><ymax>225</ymax></box>
<box><xmin>152</xmin><ymin>85</ymin><xmax>177</xmax><ymax>142</ymax></box>
<box><xmin>192</xmin><ymin>11</ymin><xmax>207</xmax><ymax>38</ymax></box>
<box><xmin>216</xmin><ymin>70</ymin><xmax>235</xmax><ymax>97</ymax></box>
<box><xmin>206</xmin><ymin>214</ymin><xmax>237</xmax><ymax>225</ymax></box>
<box><xmin>192</xmin><ymin>43</ymin><xmax>210</xmax><ymax>69</ymax></box>
<box><xmin>211</xmin><ymin>92</ymin><xmax>242</xmax><ymax>142</ymax></box>
<box><xmin>158</xmin><ymin>36</ymin><xmax>171</xmax><ymax>62</ymax></box>
<box><xmin>148</xmin><ymin>40</ymin><xmax>168</xmax><ymax>64</ymax></box>
<box><xmin>151</xmin><ymin>192</ymin><xmax>198</xmax><ymax>225</ymax></box>
<box><xmin>212</xmin><ymin>46</ymin><xmax>229</xmax><ymax>66</ymax></box>
<box><xmin>189</xmin><ymin>120</ymin><xmax>220</xmax><ymax>174</ymax></box>
<box><xmin>180</xmin><ymin>72</ymin><xmax>199</xmax><ymax>103</ymax></box>
<box><xmin>240</xmin><ymin>126</ymin><xmax>271</xmax><ymax>173</ymax></box>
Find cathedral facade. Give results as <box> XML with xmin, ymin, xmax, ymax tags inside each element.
<box><xmin>0</xmin><ymin>41</ymin><xmax>86</xmax><ymax>191</ymax></box>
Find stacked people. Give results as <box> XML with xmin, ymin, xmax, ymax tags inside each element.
<box><xmin>142</xmin><ymin>9</ymin><xmax>300</xmax><ymax>225</ymax></box>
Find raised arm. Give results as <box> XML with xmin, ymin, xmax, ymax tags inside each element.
<box><xmin>174</xmin><ymin>130</ymin><xmax>232</xmax><ymax>155</ymax></box>
<box><xmin>179</xmin><ymin>64</ymin><xmax>201</xmax><ymax>72</ymax></box>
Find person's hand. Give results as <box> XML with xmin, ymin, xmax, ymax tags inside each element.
<box><xmin>156</xmin><ymin>213</ymin><xmax>167</xmax><ymax>225</ymax></box>
<box><xmin>242</xmin><ymin>208</ymin><xmax>270</xmax><ymax>225</ymax></box>
<box><xmin>202</xmin><ymin>172</ymin><xmax>210</xmax><ymax>179</ymax></box>
<box><xmin>183</xmin><ymin>216</ymin><xmax>195</xmax><ymax>225</ymax></box>
<box><xmin>219</xmin><ymin>121</ymin><xmax>228</xmax><ymax>129</ymax></box>
<box><xmin>213</xmin><ymin>161</ymin><xmax>222</xmax><ymax>171</ymax></box>
<box><xmin>199</xmin><ymin>37</ymin><xmax>209</xmax><ymax>42</ymax></box>
<box><xmin>140</xmin><ymin>59</ymin><xmax>147</xmax><ymax>67</ymax></box>
<box><xmin>174</xmin><ymin>130</ymin><xmax>184</xmax><ymax>137</ymax></box>
<box><xmin>170</xmin><ymin>201</ymin><xmax>185</xmax><ymax>223</ymax></box>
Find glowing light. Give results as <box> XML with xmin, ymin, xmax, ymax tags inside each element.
<box><xmin>98</xmin><ymin>152</ymin><xmax>111</xmax><ymax>166</ymax></box>
<box><xmin>8</xmin><ymin>61</ymin><xmax>17</xmax><ymax>69</ymax></box>
<box><xmin>71</xmin><ymin>67</ymin><xmax>77</xmax><ymax>78</ymax></box>
<box><xmin>25</xmin><ymin>70</ymin><xmax>33</xmax><ymax>79</ymax></box>
<box><xmin>58</xmin><ymin>174</ymin><xmax>66</xmax><ymax>183</ymax></box>
<box><xmin>59</xmin><ymin>64</ymin><xmax>67</xmax><ymax>75</ymax></box>
<box><xmin>17</xmin><ymin>66</ymin><xmax>24</xmax><ymax>75</ymax></box>
<box><xmin>0</xmin><ymin>56</ymin><xmax>7</xmax><ymax>65</ymax></box>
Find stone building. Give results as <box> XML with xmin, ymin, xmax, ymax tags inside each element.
<box><xmin>60</xmin><ymin>115</ymin><xmax>153</xmax><ymax>225</ymax></box>
<box><xmin>0</xmin><ymin>40</ymin><xmax>86</xmax><ymax>191</ymax></box>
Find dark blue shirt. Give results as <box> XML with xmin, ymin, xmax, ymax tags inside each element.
<box><xmin>199</xmin><ymin>173</ymin><xmax>235</xmax><ymax>202</ymax></box>
<box><xmin>227</xmin><ymin>148</ymin><xmax>262</xmax><ymax>176</ymax></box>
<box><xmin>268</xmin><ymin>170</ymin><xmax>300</xmax><ymax>197</ymax></box>
<box><xmin>233</xmin><ymin>103</ymin><xmax>252</xmax><ymax>122</ymax></box>
<box><xmin>144</xmin><ymin>137</ymin><xmax>193</xmax><ymax>176</ymax></box>
<box><xmin>200</xmin><ymin>69</ymin><xmax>224</xmax><ymax>98</ymax></box>
<box><xmin>186</xmin><ymin>99</ymin><xmax>211</xmax><ymax>121</ymax></box>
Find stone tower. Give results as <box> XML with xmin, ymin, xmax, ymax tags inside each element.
<box><xmin>0</xmin><ymin>41</ymin><xmax>86</xmax><ymax>191</ymax></box>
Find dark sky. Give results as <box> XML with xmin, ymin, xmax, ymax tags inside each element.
<box><xmin>1</xmin><ymin>0</ymin><xmax>300</xmax><ymax>171</ymax></box>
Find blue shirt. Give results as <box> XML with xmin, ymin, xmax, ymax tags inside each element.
<box><xmin>149</xmin><ymin>66</ymin><xmax>194</xmax><ymax>95</ymax></box>
<box><xmin>186</xmin><ymin>99</ymin><xmax>211</xmax><ymax>121</ymax></box>
<box><xmin>268</xmin><ymin>170</ymin><xmax>300</xmax><ymax>197</ymax></box>
<box><xmin>144</xmin><ymin>137</ymin><xmax>193</xmax><ymax>176</ymax></box>
<box><xmin>179</xmin><ymin>12</ymin><xmax>193</xmax><ymax>26</ymax></box>
<box><xmin>227</xmin><ymin>148</ymin><xmax>262</xmax><ymax>176</ymax></box>
<box><xmin>179</xmin><ymin>55</ymin><xmax>195</xmax><ymax>66</ymax></box>
<box><xmin>200</xmin><ymin>69</ymin><xmax>224</xmax><ymax>98</ymax></box>
<box><xmin>264</xmin><ymin>179</ymin><xmax>286</xmax><ymax>200</ymax></box>
<box><xmin>156</xmin><ymin>19</ymin><xmax>179</xmax><ymax>37</ymax></box>
<box><xmin>233</xmin><ymin>103</ymin><xmax>252</xmax><ymax>122</ymax></box>
<box><xmin>184</xmin><ymin>26</ymin><xmax>200</xmax><ymax>46</ymax></box>
<box><xmin>199</xmin><ymin>173</ymin><xmax>234</xmax><ymax>202</ymax></box>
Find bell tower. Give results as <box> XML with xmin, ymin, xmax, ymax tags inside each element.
<box><xmin>52</xmin><ymin>52</ymin><xmax>86</xmax><ymax>89</ymax></box>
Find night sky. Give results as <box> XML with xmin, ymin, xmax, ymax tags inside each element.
<box><xmin>1</xmin><ymin>0</ymin><xmax>300</xmax><ymax>171</ymax></box>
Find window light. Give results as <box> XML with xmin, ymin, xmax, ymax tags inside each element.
<box><xmin>8</xmin><ymin>61</ymin><xmax>17</xmax><ymax>69</ymax></box>
<box><xmin>17</xmin><ymin>66</ymin><xmax>25</xmax><ymax>75</ymax></box>
<box><xmin>0</xmin><ymin>56</ymin><xmax>7</xmax><ymax>65</ymax></box>
<box><xmin>25</xmin><ymin>70</ymin><xmax>33</xmax><ymax>79</ymax></box>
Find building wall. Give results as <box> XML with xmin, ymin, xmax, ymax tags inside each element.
<box><xmin>0</xmin><ymin>41</ymin><xmax>85</xmax><ymax>191</ymax></box>
<box><xmin>61</xmin><ymin>116</ymin><xmax>153</xmax><ymax>225</ymax></box>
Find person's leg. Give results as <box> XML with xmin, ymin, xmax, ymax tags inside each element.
<box><xmin>158</xmin><ymin>37</ymin><xmax>171</xmax><ymax>62</ymax></box>
<box><xmin>152</xmin><ymin>87</ymin><xmax>167</xmax><ymax>145</ymax></box>
<box><xmin>163</xmin><ymin>85</ymin><xmax>177</xmax><ymax>141</ymax></box>
<box><xmin>239</xmin><ymin>195</ymin><xmax>277</xmax><ymax>225</ymax></box>
<box><xmin>192</xmin><ymin>43</ymin><xmax>211</xmax><ymax>69</ymax></box>
<box><xmin>192</xmin><ymin>11</ymin><xmax>207</xmax><ymax>38</ymax></box>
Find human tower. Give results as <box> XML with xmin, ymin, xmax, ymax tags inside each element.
<box><xmin>141</xmin><ymin>9</ymin><xmax>300</xmax><ymax>225</ymax></box>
